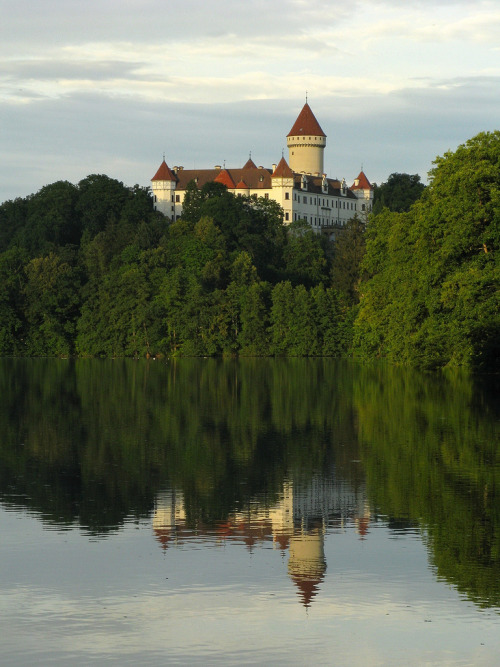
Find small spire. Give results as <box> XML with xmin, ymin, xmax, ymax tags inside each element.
<box><xmin>282</xmin><ymin>147</ymin><xmax>284</xmax><ymax>158</ymax></box>
<box><xmin>249</xmin><ymin>151</ymin><xmax>252</xmax><ymax>159</ymax></box>
<box><xmin>305</xmin><ymin>91</ymin><xmax>308</xmax><ymax>103</ymax></box>
<box><xmin>163</xmin><ymin>152</ymin><xmax>165</xmax><ymax>161</ymax></box>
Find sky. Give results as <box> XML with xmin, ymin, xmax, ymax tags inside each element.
<box><xmin>1</xmin><ymin>0</ymin><xmax>500</xmax><ymax>202</ymax></box>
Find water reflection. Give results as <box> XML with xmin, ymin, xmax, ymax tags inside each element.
<box><xmin>0</xmin><ymin>358</ymin><xmax>499</xmax><ymax>613</ymax></box>
<box><xmin>153</xmin><ymin>473</ymin><xmax>370</xmax><ymax>607</ymax></box>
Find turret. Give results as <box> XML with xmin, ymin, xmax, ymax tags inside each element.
<box><xmin>271</xmin><ymin>156</ymin><xmax>294</xmax><ymax>223</ymax></box>
<box><xmin>350</xmin><ymin>170</ymin><xmax>374</xmax><ymax>214</ymax></box>
<box><xmin>151</xmin><ymin>159</ymin><xmax>177</xmax><ymax>218</ymax></box>
<box><xmin>287</xmin><ymin>102</ymin><xmax>326</xmax><ymax>176</ymax></box>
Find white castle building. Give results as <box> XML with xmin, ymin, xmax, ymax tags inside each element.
<box><xmin>151</xmin><ymin>102</ymin><xmax>373</xmax><ymax>235</ymax></box>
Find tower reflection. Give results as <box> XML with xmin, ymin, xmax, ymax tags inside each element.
<box><xmin>153</xmin><ymin>472</ymin><xmax>370</xmax><ymax>607</ymax></box>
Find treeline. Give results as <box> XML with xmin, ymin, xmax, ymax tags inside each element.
<box><xmin>0</xmin><ymin>175</ymin><xmax>360</xmax><ymax>358</ymax></box>
<box><xmin>0</xmin><ymin>130</ymin><xmax>498</xmax><ymax>369</ymax></box>
<box><xmin>356</xmin><ymin>131</ymin><xmax>499</xmax><ymax>371</ymax></box>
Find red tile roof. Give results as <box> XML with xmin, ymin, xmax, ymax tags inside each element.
<box><xmin>214</xmin><ymin>169</ymin><xmax>236</xmax><ymax>189</ymax></box>
<box><xmin>174</xmin><ymin>167</ymin><xmax>272</xmax><ymax>190</ymax></box>
<box><xmin>236</xmin><ymin>179</ymin><xmax>248</xmax><ymax>189</ymax></box>
<box><xmin>272</xmin><ymin>157</ymin><xmax>294</xmax><ymax>178</ymax></box>
<box><xmin>287</xmin><ymin>103</ymin><xmax>326</xmax><ymax>138</ymax></box>
<box><xmin>152</xmin><ymin>160</ymin><xmax>176</xmax><ymax>181</ymax></box>
<box><xmin>242</xmin><ymin>158</ymin><xmax>258</xmax><ymax>169</ymax></box>
<box><xmin>350</xmin><ymin>170</ymin><xmax>373</xmax><ymax>190</ymax></box>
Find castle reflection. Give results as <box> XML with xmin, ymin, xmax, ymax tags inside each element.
<box><xmin>153</xmin><ymin>472</ymin><xmax>371</xmax><ymax>607</ymax></box>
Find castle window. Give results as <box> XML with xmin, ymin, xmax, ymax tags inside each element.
<box><xmin>362</xmin><ymin>204</ymin><xmax>366</xmax><ymax>211</ymax></box>
<box><xmin>285</xmin><ymin>192</ymin><xmax>290</xmax><ymax>200</ymax></box>
<box><xmin>285</xmin><ymin>212</ymin><xmax>289</xmax><ymax>221</ymax></box>
<box><xmin>264</xmin><ymin>193</ymin><xmax>269</xmax><ymax>199</ymax></box>
<box><xmin>171</xmin><ymin>195</ymin><xmax>174</xmax><ymax>202</ymax></box>
<box><xmin>303</xmin><ymin>196</ymin><xmax>307</xmax><ymax>204</ymax></box>
<box><xmin>175</xmin><ymin>195</ymin><xmax>180</xmax><ymax>202</ymax></box>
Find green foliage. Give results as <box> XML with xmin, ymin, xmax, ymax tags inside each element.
<box><xmin>283</xmin><ymin>219</ymin><xmax>329</xmax><ymax>287</ymax></box>
<box><xmin>20</xmin><ymin>181</ymin><xmax>80</xmax><ymax>254</ymax></box>
<box><xmin>0</xmin><ymin>246</ymin><xmax>28</xmax><ymax>355</ymax></box>
<box><xmin>330</xmin><ymin>215</ymin><xmax>366</xmax><ymax>303</ymax></box>
<box><xmin>372</xmin><ymin>172</ymin><xmax>426</xmax><ymax>215</ymax></box>
<box><xmin>355</xmin><ymin>132</ymin><xmax>500</xmax><ymax>371</ymax></box>
<box><xmin>24</xmin><ymin>252</ymin><xmax>81</xmax><ymax>356</ymax></box>
<box><xmin>353</xmin><ymin>363</ymin><xmax>500</xmax><ymax>607</ymax></box>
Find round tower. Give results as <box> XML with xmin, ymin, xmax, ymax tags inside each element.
<box><xmin>151</xmin><ymin>159</ymin><xmax>177</xmax><ymax>218</ymax></box>
<box><xmin>287</xmin><ymin>102</ymin><xmax>326</xmax><ymax>176</ymax></box>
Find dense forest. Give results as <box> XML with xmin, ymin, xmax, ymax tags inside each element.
<box><xmin>0</xmin><ymin>131</ymin><xmax>498</xmax><ymax>370</ymax></box>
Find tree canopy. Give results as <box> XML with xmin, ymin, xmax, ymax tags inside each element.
<box><xmin>372</xmin><ymin>172</ymin><xmax>426</xmax><ymax>215</ymax></box>
<box><xmin>354</xmin><ymin>132</ymin><xmax>499</xmax><ymax>371</ymax></box>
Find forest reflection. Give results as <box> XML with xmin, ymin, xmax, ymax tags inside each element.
<box><xmin>0</xmin><ymin>358</ymin><xmax>498</xmax><ymax>608</ymax></box>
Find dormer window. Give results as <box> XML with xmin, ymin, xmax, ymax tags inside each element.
<box><xmin>301</xmin><ymin>174</ymin><xmax>307</xmax><ymax>190</ymax></box>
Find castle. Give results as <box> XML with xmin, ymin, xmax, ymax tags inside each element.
<box><xmin>151</xmin><ymin>101</ymin><xmax>373</xmax><ymax>236</ymax></box>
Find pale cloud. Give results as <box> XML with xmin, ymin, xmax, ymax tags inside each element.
<box><xmin>1</xmin><ymin>0</ymin><xmax>499</xmax><ymax>202</ymax></box>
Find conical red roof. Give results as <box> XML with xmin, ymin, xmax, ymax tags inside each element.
<box><xmin>272</xmin><ymin>156</ymin><xmax>294</xmax><ymax>178</ymax></box>
<box><xmin>242</xmin><ymin>158</ymin><xmax>258</xmax><ymax>169</ymax></box>
<box><xmin>152</xmin><ymin>160</ymin><xmax>176</xmax><ymax>181</ymax></box>
<box><xmin>350</xmin><ymin>170</ymin><xmax>373</xmax><ymax>190</ymax></box>
<box><xmin>287</xmin><ymin>103</ymin><xmax>326</xmax><ymax>137</ymax></box>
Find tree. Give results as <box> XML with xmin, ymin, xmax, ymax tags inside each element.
<box><xmin>372</xmin><ymin>173</ymin><xmax>426</xmax><ymax>215</ymax></box>
<box><xmin>20</xmin><ymin>181</ymin><xmax>80</xmax><ymax>254</ymax></box>
<box><xmin>0</xmin><ymin>246</ymin><xmax>28</xmax><ymax>354</ymax></box>
<box><xmin>24</xmin><ymin>252</ymin><xmax>81</xmax><ymax>355</ymax></box>
<box><xmin>76</xmin><ymin>174</ymin><xmax>131</xmax><ymax>238</ymax></box>
<box><xmin>200</xmin><ymin>192</ymin><xmax>286</xmax><ymax>281</ymax></box>
<box><xmin>354</xmin><ymin>132</ymin><xmax>500</xmax><ymax>371</ymax></box>
<box><xmin>283</xmin><ymin>220</ymin><xmax>329</xmax><ymax>287</ymax></box>
<box><xmin>330</xmin><ymin>215</ymin><xmax>366</xmax><ymax>303</ymax></box>
<box><xmin>0</xmin><ymin>197</ymin><xmax>29</xmax><ymax>253</ymax></box>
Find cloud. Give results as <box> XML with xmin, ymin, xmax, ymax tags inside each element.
<box><xmin>1</xmin><ymin>0</ymin><xmax>499</xmax><ymax>201</ymax></box>
<box><xmin>2</xmin><ymin>72</ymin><xmax>499</xmax><ymax>203</ymax></box>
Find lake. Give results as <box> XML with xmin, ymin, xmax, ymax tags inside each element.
<box><xmin>1</xmin><ymin>358</ymin><xmax>499</xmax><ymax>665</ymax></box>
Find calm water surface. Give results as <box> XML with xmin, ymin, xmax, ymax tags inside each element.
<box><xmin>1</xmin><ymin>359</ymin><xmax>499</xmax><ymax>666</ymax></box>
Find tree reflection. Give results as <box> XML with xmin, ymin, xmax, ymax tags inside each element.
<box><xmin>0</xmin><ymin>359</ymin><xmax>498</xmax><ymax>608</ymax></box>
<box><xmin>353</xmin><ymin>365</ymin><xmax>500</xmax><ymax>608</ymax></box>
